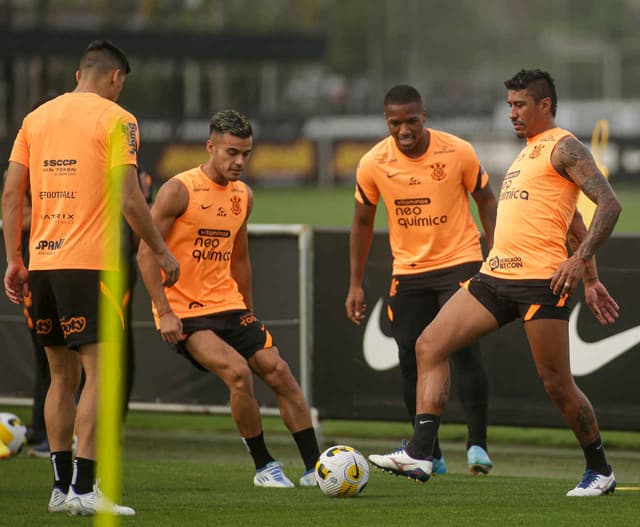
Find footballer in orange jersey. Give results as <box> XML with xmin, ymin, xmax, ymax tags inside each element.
<box><xmin>368</xmin><ymin>70</ymin><xmax>621</xmax><ymax>498</ymax></box>
<box><xmin>2</xmin><ymin>39</ymin><xmax>179</xmax><ymax>516</ymax></box>
<box><xmin>137</xmin><ymin>110</ymin><xmax>320</xmax><ymax>488</ymax></box>
<box><xmin>346</xmin><ymin>84</ymin><xmax>497</xmax><ymax>475</ymax></box>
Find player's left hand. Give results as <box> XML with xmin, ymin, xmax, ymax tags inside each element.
<box><xmin>584</xmin><ymin>280</ymin><xmax>619</xmax><ymax>325</ymax></box>
<box><xmin>550</xmin><ymin>254</ymin><xmax>586</xmax><ymax>297</ymax></box>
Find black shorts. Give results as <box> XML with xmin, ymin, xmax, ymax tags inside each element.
<box><xmin>177</xmin><ymin>310</ymin><xmax>274</xmax><ymax>371</ymax></box>
<box><xmin>466</xmin><ymin>273</ymin><xmax>572</xmax><ymax>327</ymax></box>
<box><xmin>29</xmin><ymin>269</ymin><xmax>124</xmax><ymax>349</ymax></box>
<box><xmin>388</xmin><ymin>261</ymin><xmax>482</xmax><ymax>350</ymax></box>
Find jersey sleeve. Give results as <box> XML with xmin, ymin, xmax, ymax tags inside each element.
<box><xmin>354</xmin><ymin>157</ymin><xmax>380</xmax><ymax>206</ymax></box>
<box><xmin>9</xmin><ymin>126</ymin><xmax>30</xmax><ymax>168</ymax></box>
<box><xmin>460</xmin><ymin>142</ymin><xmax>489</xmax><ymax>193</ymax></box>
<box><xmin>108</xmin><ymin>110</ymin><xmax>139</xmax><ymax>169</ymax></box>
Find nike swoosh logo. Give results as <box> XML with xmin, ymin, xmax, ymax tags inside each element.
<box><xmin>201</xmin><ymin>204</ymin><xmax>213</xmax><ymax>209</ymax></box>
<box><xmin>386</xmin><ymin>172</ymin><xmax>401</xmax><ymax>178</ymax></box>
<box><xmin>419</xmin><ymin>420</ymin><xmax>433</xmax><ymax>425</ymax></box>
<box><xmin>569</xmin><ymin>302</ymin><xmax>640</xmax><ymax>376</ymax></box>
<box><xmin>363</xmin><ymin>299</ymin><xmax>399</xmax><ymax>371</ymax></box>
<box><xmin>363</xmin><ymin>298</ymin><xmax>640</xmax><ymax>375</ymax></box>
<box><xmin>352</xmin><ymin>455</ymin><xmax>361</xmax><ymax>478</ymax></box>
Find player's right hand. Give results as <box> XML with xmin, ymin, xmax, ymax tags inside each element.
<box><xmin>157</xmin><ymin>248</ymin><xmax>180</xmax><ymax>287</ymax></box>
<box><xmin>158</xmin><ymin>311</ymin><xmax>185</xmax><ymax>343</ymax></box>
<box><xmin>4</xmin><ymin>262</ymin><xmax>29</xmax><ymax>304</ymax></box>
<box><xmin>345</xmin><ymin>286</ymin><xmax>367</xmax><ymax>325</ymax></box>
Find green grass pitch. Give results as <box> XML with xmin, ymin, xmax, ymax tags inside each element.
<box><xmin>1</xmin><ymin>407</ymin><xmax>638</xmax><ymax>526</ymax></box>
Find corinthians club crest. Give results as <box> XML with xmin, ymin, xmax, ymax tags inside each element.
<box><xmin>429</xmin><ymin>162</ymin><xmax>446</xmax><ymax>181</ymax></box>
<box><xmin>529</xmin><ymin>144</ymin><xmax>545</xmax><ymax>159</ymax></box>
<box><xmin>230</xmin><ymin>195</ymin><xmax>242</xmax><ymax>215</ymax></box>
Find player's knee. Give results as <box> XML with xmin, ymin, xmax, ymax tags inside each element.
<box><xmin>264</xmin><ymin>358</ymin><xmax>297</xmax><ymax>391</ymax></box>
<box><xmin>415</xmin><ymin>329</ymin><xmax>440</xmax><ymax>363</ymax></box>
<box><xmin>48</xmin><ymin>367</ymin><xmax>81</xmax><ymax>395</ymax></box>
<box><xmin>224</xmin><ymin>363</ymin><xmax>253</xmax><ymax>393</ymax></box>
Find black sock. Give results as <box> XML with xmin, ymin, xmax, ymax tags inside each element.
<box><xmin>407</xmin><ymin>414</ymin><xmax>440</xmax><ymax>459</ymax></box>
<box><xmin>292</xmin><ymin>427</ymin><xmax>320</xmax><ymax>472</ymax></box>
<box><xmin>243</xmin><ymin>432</ymin><xmax>274</xmax><ymax>470</ymax></box>
<box><xmin>583</xmin><ymin>436</ymin><xmax>610</xmax><ymax>475</ymax></box>
<box><xmin>50</xmin><ymin>451</ymin><xmax>73</xmax><ymax>492</ymax></box>
<box><xmin>433</xmin><ymin>437</ymin><xmax>442</xmax><ymax>459</ymax></box>
<box><xmin>409</xmin><ymin>414</ymin><xmax>443</xmax><ymax>457</ymax></box>
<box><xmin>71</xmin><ymin>457</ymin><xmax>96</xmax><ymax>494</ymax></box>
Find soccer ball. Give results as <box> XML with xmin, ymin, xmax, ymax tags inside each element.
<box><xmin>315</xmin><ymin>445</ymin><xmax>369</xmax><ymax>497</ymax></box>
<box><xmin>0</xmin><ymin>412</ymin><xmax>27</xmax><ymax>457</ymax></box>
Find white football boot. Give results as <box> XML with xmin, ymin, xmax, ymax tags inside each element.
<box><xmin>64</xmin><ymin>484</ymin><xmax>136</xmax><ymax>516</ymax></box>
<box><xmin>368</xmin><ymin>447</ymin><xmax>432</xmax><ymax>482</ymax></box>
<box><xmin>253</xmin><ymin>461</ymin><xmax>295</xmax><ymax>488</ymax></box>
<box><xmin>566</xmin><ymin>468</ymin><xmax>616</xmax><ymax>497</ymax></box>
<box><xmin>47</xmin><ymin>487</ymin><xmax>67</xmax><ymax>512</ymax></box>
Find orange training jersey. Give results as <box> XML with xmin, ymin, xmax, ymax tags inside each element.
<box><xmin>9</xmin><ymin>92</ymin><xmax>139</xmax><ymax>271</ymax></box>
<box><xmin>355</xmin><ymin>129</ymin><xmax>489</xmax><ymax>275</ymax></box>
<box><xmin>158</xmin><ymin>167</ymin><xmax>248</xmax><ymax>322</ymax></box>
<box><xmin>481</xmin><ymin>127</ymin><xmax>579</xmax><ymax>280</ymax></box>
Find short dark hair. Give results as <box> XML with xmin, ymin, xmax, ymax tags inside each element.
<box><xmin>384</xmin><ymin>85</ymin><xmax>423</xmax><ymax>106</ymax></box>
<box><xmin>504</xmin><ymin>69</ymin><xmax>557</xmax><ymax>117</ymax></box>
<box><xmin>209</xmin><ymin>109</ymin><xmax>253</xmax><ymax>138</ymax></box>
<box><xmin>80</xmin><ymin>39</ymin><xmax>131</xmax><ymax>75</ymax></box>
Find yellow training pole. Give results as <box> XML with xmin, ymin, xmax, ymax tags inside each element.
<box><xmin>576</xmin><ymin>119</ymin><xmax>609</xmax><ymax>227</ymax></box>
<box><xmin>95</xmin><ymin>166</ymin><xmax>126</xmax><ymax>527</ymax></box>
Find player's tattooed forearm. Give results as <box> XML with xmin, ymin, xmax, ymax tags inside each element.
<box><xmin>586</xmin><ymin>205</ymin><xmax>620</xmax><ymax>239</ymax></box>
<box><xmin>579</xmin><ymin>174</ymin><xmax>610</xmax><ymax>205</ymax></box>
<box><xmin>580</xmin><ymin>179</ymin><xmax>621</xmax><ymax>252</ymax></box>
